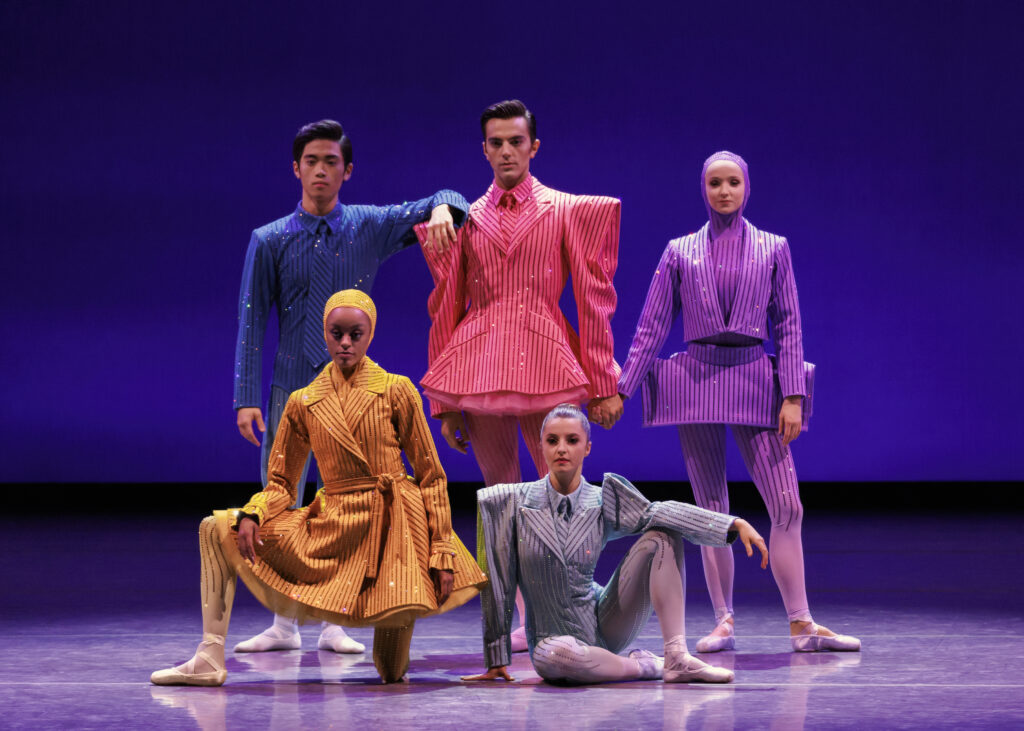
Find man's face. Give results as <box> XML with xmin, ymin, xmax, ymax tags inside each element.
<box><xmin>293</xmin><ymin>139</ymin><xmax>352</xmax><ymax>205</ymax></box>
<box><xmin>483</xmin><ymin>117</ymin><xmax>539</xmax><ymax>190</ymax></box>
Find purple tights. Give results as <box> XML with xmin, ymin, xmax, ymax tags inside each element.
<box><xmin>678</xmin><ymin>423</ymin><xmax>812</xmax><ymax>623</ymax></box>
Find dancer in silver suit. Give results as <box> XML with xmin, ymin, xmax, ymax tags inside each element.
<box><xmin>464</xmin><ymin>404</ymin><xmax>768</xmax><ymax>685</ymax></box>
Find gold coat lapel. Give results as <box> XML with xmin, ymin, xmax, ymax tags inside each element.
<box><xmin>302</xmin><ymin>364</ymin><xmax>370</xmax><ymax>469</ymax></box>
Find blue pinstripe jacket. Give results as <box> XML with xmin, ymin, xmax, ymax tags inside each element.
<box><xmin>477</xmin><ymin>473</ymin><xmax>737</xmax><ymax>668</ymax></box>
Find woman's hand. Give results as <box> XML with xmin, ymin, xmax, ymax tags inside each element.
<box><xmin>424</xmin><ymin>205</ymin><xmax>458</xmax><ymax>253</ymax></box>
<box><xmin>588</xmin><ymin>394</ymin><xmax>624</xmax><ymax>429</ymax></box>
<box><xmin>777</xmin><ymin>396</ymin><xmax>802</xmax><ymax>447</ymax></box>
<box><xmin>731</xmin><ymin>518</ymin><xmax>769</xmax><ymax>569</ymax></box>
<box><xmin>461</xmin><ymin>666</ymin><xmax>515</xmax><ymax>682</ymax></box>
<box><xmin>431</xmin><ymin>568</ymin><xmax>454</xmax><ymax>605</ymax></box>
<box><xmin>440</xmin><ymin>412</ymin><xmax>470</xmax><ymax>454</ymax></box>
<box><xmin>236</xmin><ymin>516</ymin><xmax>263</xmax><ymax>564</ymax></box>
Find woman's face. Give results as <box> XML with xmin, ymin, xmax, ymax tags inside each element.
<box><xmin>541</xmin><ymin>416</ymin><xmax>592</xmax><ymax>487</ymax></box>
<box><xmin>705</xmin><ymin>160</ymin><xmax>745</xmax><ymax>215</ymax></box>
<box><xmin>324</xmin><ymin>307</ymin><xmax>371</xmax><ymax>373</ymax></box>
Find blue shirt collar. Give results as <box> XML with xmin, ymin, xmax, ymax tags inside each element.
<box><xmin>294</xmin><ymin>201</ymin><xmax>344</xmax><ymax>235</ymax></box>
<box><xmin>545</xmin><ymin>474</ymin><xmax>584</xmax><ymax>516</ymax></box>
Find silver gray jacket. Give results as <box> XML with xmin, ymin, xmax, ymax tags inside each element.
<box><xmin>478</xmin><ymin>473</ymin><xmax>737</xmax><ymax>668</ymax></box>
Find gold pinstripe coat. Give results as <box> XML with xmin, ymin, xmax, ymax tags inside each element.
<box><xmin>215</xmin><ymin>358</ymin><xmax>486</xmax><ymax>628</ymax></box>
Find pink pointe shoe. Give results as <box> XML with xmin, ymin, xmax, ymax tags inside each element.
<box><xmin>791</xmin><ymin>622</ymin><xmax>861</xmax><ymax>652</ymax></box>
<box><xmin>695</xmin><ymin>617</ymin><xmax>735</xmax><ymax>653</ymax></box>
<box><xmin>151</xmin><ymin>633</ymin><xmax>227</xmax><ymax>687</ymax></box>
<box><xmin>628</xmin><ymin>649</ymin><xmax>665</xmax><ymax>680</ymax></box>
<box><xmin>510</xmin><ymin>626</ymin><xmax>529</xmax><ymax>653</ymax></box>
<box><xmin>664</xmin><ymin>638</ymin><xmax>734</xmax><ymax>683</ymax></box>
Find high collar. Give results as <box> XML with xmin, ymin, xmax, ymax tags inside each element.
<box><xmin>487</xmin><ymin>174</ymin><xmax>535</xmax><ymax>209</ymax></box>
<box><xmin>701</xmin><ymin>151</ymin><xmax>750</xmax><ymax>240</ymax></box>
<box><xmin>304</xmin><ymin>358</ymin><xmax>387</xmax><ymax>406</ymax></box>
<box><xmin>294</xmin><ymin>201</ymin><xmax>345</xmax><ymax>235</ymax></box>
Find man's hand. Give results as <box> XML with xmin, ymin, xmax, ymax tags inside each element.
<box><xmin>588</xmin><ymin>394</ymin><xmax>624</xmax><ymax>429</ymax></box>
<box><xmin>440</xmin><ymin>412</ymin><xmax>470</xmax><ymax>454</ymax></box>
<box><xmin>461</xmin><ymin>666</ymin><xmax>515</xmax><ymax>682</ymax></box>
<box><xmin>777</xmin><ymin>396</ymin><xmax>802</xmax><ymax>447</ymax></box>
<box><xmin>424</xmin><ymin>205</ymin><xmax>458</xmax><ymax>254</ymax></box>
<box><xmin>431</xmin><ymin>568</ymin><xmax>454</xmax><ymax>605</ymax></box>
<box><xmin>237</xmin><ymin>407</ymin><xmax>265</xmax><ymax>446</ymax></box>
<box><xmin>731</xmin><ymin>518</ymin><xmax>769</xmax><ymax>569</ymax></box>
<box><xmin>236</xmin><ymin>516</ymin><xmax>263</xmax><ymax>564</ymax></box>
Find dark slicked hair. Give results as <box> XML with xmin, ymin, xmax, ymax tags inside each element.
<box><xmin>292</xmin><ymin>119</ymin><xmax>352</xmax><ymax>166</ymax></box>
<box><xmin>480</xmin><ymin>99</ymin><xmax>536</xmax><ymax>142</ymax></box>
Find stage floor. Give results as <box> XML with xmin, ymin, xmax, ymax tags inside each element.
<box><xmin>2</xmin><ymin>510</ymin><xmax>1022</xmax><ymax>729</ymax></box>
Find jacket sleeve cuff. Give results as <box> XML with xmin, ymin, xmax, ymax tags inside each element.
<box><xmin>239</xmin><ymin>492</ymin><xmax>271</xmax><ymax>526</ymax></box>
<box><xmin>429</xmin><ymin>540</ymin><xmax>457</xmax><ymax>571</ymax></box>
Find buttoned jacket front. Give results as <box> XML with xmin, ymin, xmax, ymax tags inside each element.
<box><xmin>418</xmin><ymin>177</ymin><xmax>621</xmax><ymax>416</ymax></box>
<box><xmin>477</xmin><ymin>474</ymin><xmax>736</xmax><ymax>668</ymax></box>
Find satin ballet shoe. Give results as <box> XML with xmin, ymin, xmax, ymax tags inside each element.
<box><xmin>318</xmin><ymin>624</ymin><xmax>365</xmax><ymax>654</ymax></box>
<box><xmin>628</xmin><ymin>649</ymin><xmax>664</xmax><ymax>680</ymax></box>
<box><xmin>151</xmin><ymin>633</ymin><xmax>227</xmax><ymax>687</ymax></box>
<box><xmin>695</xmin><ymin>619</ymin><xmax>736</xmax><ymax>653</ymax></box>
<box><xmin>510</xmin><ymin>626</ymin><xmax>529</xmax><ymax>653</ymax></box>
<box><xmin>664</xmin><ymin>639</ymin><xmax>734</xmax><ymax>684</ymax></box>
<box><xmin>233</xmin><ymin>624</ymin><xmax>301</xmax><ymax>652</ymax></box>
<box><xmin>790</xmin><ymin>622</ymin><xmax>861</xmax><ymax>653</ymax></box>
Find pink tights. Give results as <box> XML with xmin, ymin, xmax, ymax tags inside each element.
<box><xmin>678</xmin><ymin>423</ymin><xmax>811</xmax><ymax>622</ymax></box>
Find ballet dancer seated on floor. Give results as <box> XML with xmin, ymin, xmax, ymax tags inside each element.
<box><xmin>152</xmin><ymin>290</ymin><xmax>486</xmax><ymax>686</ymax></box>
<box><xmin>463</xmin><ymin>404</ymin><xmax>768</xmax><ymax>685</ymax></box>
<box><xmin>618</xmin><ymin>151</ymin><xmax>859</xmax><ymax>653</ymax></box>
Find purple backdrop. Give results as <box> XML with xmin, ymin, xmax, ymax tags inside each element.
<box><xmin>2</xmin><ymin>0</ymin><xmax>1020</xmax><ymax>483</ymax></box>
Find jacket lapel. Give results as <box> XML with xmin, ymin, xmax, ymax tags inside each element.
<box><xmin>727</xmin><ymin>220</ymin><xmax>757</xmax><ymax>332</ymax></box>
<box><xmin>303</xmin><ymin>364</ymin><xmax>370</xmax><ymax>468</ymax></box>
<box><xmin>519</xmin><ymin>479</ymin><xmax>565</xmax><ymax>564</ymax></box>
<box><xmin>505</xmin><ymin>179</ymin><xmax>555</xmax><ymax>257</ymax></box>
<box><xmin>468</xmin><ymin>189</ymin><xmax>506</xmax><ymax>254</ymax></box>
<box><xmin>693</xmin><ymin>224</ymin><xmax>727</xmax><ymax>331</ymax></box>
<box><xmin>563</xmin><ymin>479</ymin><xmax>602</xmax><ymax>559</ymax></box>
<box><xmin>343</xmin><ymin>358</ymin><xmax>388</xmax><ymax>435</ymax></box>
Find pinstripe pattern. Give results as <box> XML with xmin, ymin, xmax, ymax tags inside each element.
<box><xmin>463</xmin><ymin>411</ymin><xmax>547</xmax><ymax>486</ymax></box>
<box><xmin>618</xmin><ymin>221</ymin><xmax>813</xmax><ymax>427</ymax></box>
<box><xmin>678</xmin><ymin>423</ymin><xmax>809</xmax><ymax>620</ymax></box>
<box><xmin>214</xmin><ymin>358</ymin><xmax>486</xmax><ymax>628</ymax></box>
<box><xmin>477</xmin><ymin>473</ymin><xmax>736</xmax><ymax>668</ymax></box>
<box><xmin>417</xmin><ymin>177</ymin><xmax>621</xmax><ymax>418</ymax></box>
<box><xmin>233</xmin><ymin>191</ymin><xmax>469</xmax><ymax>409</ymax></box>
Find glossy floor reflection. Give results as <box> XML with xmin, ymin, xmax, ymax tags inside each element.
<box><xmin>2</xmin><ymin>511</ymin><xmax>1022</xmax><ymax>729</ymax></box>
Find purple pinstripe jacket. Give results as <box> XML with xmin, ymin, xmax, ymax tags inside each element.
<box><xmin>618</xmin><ymin>220</ymin><xmax>814</xmax><ymax>428</ymax></box>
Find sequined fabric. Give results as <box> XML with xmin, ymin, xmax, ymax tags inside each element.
<box><xmin>416</xmin><ymin>176</ymin><xmax>621</xmax><ymax>417</ymax></box>
<box><xmin>477</xmin><ymin>473</ymin><xmax>736</xmax><ymax>669</ymax></box>
<box><xmin>618</xmin><ymin>220</ymin><xmax>813</xmax><ymax>428</ymax></box>
<box><xmin>233</xmin><ymin>191</ymin><xmax>469</xmax><ymax>409</ymax></box>
<box><xmin>217</xmin><ymin>357</ymin><xmax>486</xmax><ymax>628</ymax></box>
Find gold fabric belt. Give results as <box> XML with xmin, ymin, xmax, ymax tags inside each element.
<box><xmin>305</xmin><ymin>471</ymin><xmax>407</xmax><ymax>580</ymax></box>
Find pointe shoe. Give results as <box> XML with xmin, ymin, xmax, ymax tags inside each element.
<box><xmin>233</xmin><ymin>624</ymin><xmax>301</xmax><ymax>652</ymax></box>
<box><xmin>318</xmin><ymin>624</ymin><xmax>365</xmax><ymax>654</ymax></box>
<box><xmin>695</xmin><ymin>618</ymin><xmax>735</xmax><ymax>653</ymax></box>
<box><xmin>664</xmin><ymin>640</ymin><xmax>734</xmax><ymax>683</ymax></box>
<box><xmin>151</xmin><ymin>633</ymin><xmax>227</xmax><ymax>687</ymax></box>
<box><xmin>628</xmin><ymin>649</ymin><xmax>664</xmax><ymax>680</ymax></box>
<box><xmin>791</xmin><ymin>622</ymin><xmax>861</xmax><ymax>653</ymax></box>
<box><xmin>510</xmin><ymin>626</ymin><xmax>529</xmax><ymax>653</ymax></box>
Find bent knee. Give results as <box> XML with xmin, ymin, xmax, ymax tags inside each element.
<box><xmin>199</xmin><ymin>515</ymin><xmax>218</xmax><ymax>535</ymax></box>
<box><xmin>635</xmin><ymin>529</ymin><xmax>683</xmax><ymax>558</ymax></box>
<box><xmin>532</xmin><ymin>635</ymin><xmax>586</xmax><ymax>682</ymax></box>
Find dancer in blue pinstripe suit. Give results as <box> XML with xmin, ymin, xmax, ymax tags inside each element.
<box><xmin>464</xmin><ymin>404</ymin><xmax>768</xmax><ymax>685</ymax></box>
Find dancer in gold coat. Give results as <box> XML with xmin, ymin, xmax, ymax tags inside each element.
<box><xmin>152</xmin><ymin>290</ymin><xmax>486</xmax><ymax>685</ymax></box>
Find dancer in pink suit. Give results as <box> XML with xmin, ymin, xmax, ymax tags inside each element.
<box><xmin>618</xmin><ymin>151</ymin><xmax>859</xmax><ymax>653</ymax></box>
<box><xmin>416</xmin><ymin>100</ymin><xmax>624</xmax><ymax>650</ymax></box>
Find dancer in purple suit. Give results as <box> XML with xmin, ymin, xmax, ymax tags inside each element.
<box><xmin>618</xmin><ymin>151</ymin><xmax>859</xmax><ymax>653</ymax></box>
